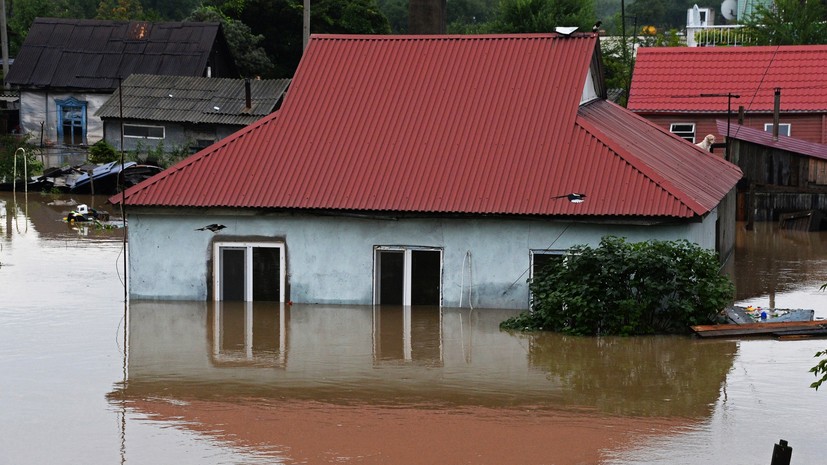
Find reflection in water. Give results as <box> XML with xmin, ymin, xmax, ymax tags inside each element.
<box><xmin>211</xmin><ymin>301</ymin><xmax>288</xmax><ymax>368</ymax></box>
<box><xmin>117</xmin><ymin>301</ymin><xmax>735</xmax><ymax>417</ymax></box>
<box><xmin>526</xmin><ymin>334</ymin><xmax>736</xmax><ymax>417</ymax></box>
<box><xmin>733</xmin><ymin>221</ymin><xmax>827</xmax><ymax>302</ymax></box>
<box><xmin>373</xmin><ymin>305</ymin><xmax>443</xmax><ymax>366</ymax></box>
<box><xmin>6</xmin><ymin>192</ymin><xmax>827</xmax><ymax>465</ymax></box>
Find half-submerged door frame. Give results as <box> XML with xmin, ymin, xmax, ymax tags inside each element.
<box><xmin>213</xmin><ymin>241</ymin><xmax>286</xmax><ymax>302</ymax></box>
<box><xmin>373</xmin><ymin>246</ymin><xmax>443</xmax><ymax>306</ymax></box>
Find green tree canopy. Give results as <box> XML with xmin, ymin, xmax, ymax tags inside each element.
<box><xmin>484</xmin><ymin>0</ymin><xmax>596</xmax><ymax>33</ymax></box>
<box><xmin>742</xmin><ymin>0</ymin><xmax>827</xmax><ymax>45</ymax></box>
<box><xmin>230</xmin><ymin>0</ymin><xmax>390</xmax><ymax>78</ymax></box>
<box><xmin>187</xmin><ymin>6</ymin><xmax>275</xmax><ymax>78</ymax></box>
<box><xmin>96</xmin><ymin>0</ymin><xmax>145</xmax><ymax>20</ymax></box>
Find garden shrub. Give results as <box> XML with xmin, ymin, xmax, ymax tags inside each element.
<box><xmin>0</xmin><ymin>135</ymin><xmax>42</xmax><ymax>182</ymax></box>
<box><xmin>501</xmin><ymin>236</ymin><xmax>734</xmax><ymax>336</ymax></box>
<box><xmin>88</xmin><ymin>140</ymin><xmax>119</xmax><ymax>164</ymax></box>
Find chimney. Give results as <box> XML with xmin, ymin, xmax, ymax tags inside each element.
<box><xmin>772</xmin><ymin>88</ymin><xmax>781</xmax><ymax>140</ymax></box>
<box><xmin>245</xmin><ymin>78</ymin><xmax>252</xmax><ymax>110</ymax></box>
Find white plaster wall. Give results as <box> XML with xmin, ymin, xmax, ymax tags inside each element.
<box><xmin>127</xmin><ymin>210</ymin><xmax>717</xmax><ymax>309</ymax></box>
<box><xmin>19</xmin><ymin>90</ymin><xmax>109</xmax><ymax>145</ymax></box>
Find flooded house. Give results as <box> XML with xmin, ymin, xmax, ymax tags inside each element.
<box><xmin>5</xmin><ymin>18</ymin><xmax>237</xmax><ymax>167</ymax></box>
<box><xmin>95</xmin><ymin>74</ymin><xmax>290</xmax><ymax>154</ymax></box>
<box><xmin>112</xmin><ymin>32</ymin><xmax>742</xmax><ymax>309</ymax></box>
<box><xmin>720</xmin><ymin>120</ymin><xmax>827</xmax><ymax>227</ymax></box>
<box><xmin>628</xmin><ymin>45</ymin><xmax>827</xmax><ymax>149</ymax></box>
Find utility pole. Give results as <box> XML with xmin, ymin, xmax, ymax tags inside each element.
<box><xmin>303</xmin><ymin>0</ymin><xmax>310</xmax><ymax>51</ymax></box>
<box><xmin>1</xmin><ymin>0</ymin><xmax>9</xmax><ymax>89</ymax></box>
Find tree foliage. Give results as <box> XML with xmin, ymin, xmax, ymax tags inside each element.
<box><xmin>232</xmin><ymin>0</ymin><xmax>391</xmax><ymax>78</ymax></box>
<box><xmin>0</xmin><ymin>136</ymin><xmax>43</xmax><ymax>183</ymax></box>
<box><xmin>501</xmin><ymin>236</ymin><xmax>734</xmax><ymax>336</ymax></box>
<box><xmin>474</xmin><ymin>0</ymin><xmax>595</xmax><ymax>33</ymax></box>
<box><xmin>187</xmin><ymin>6</ymin><xmax>275</xmax><ymax>78</ymax></box>
<box><xmin>741</xmin><ymin>0</ymin><xmax>827</xmax><ymax>46</ymax></box>
<box><xmin>96</xmin><ymin>0</ymin><xmax>145</xmax><ymax>20</ymax></box>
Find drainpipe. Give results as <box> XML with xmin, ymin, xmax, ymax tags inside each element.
<box><xmin>773</xmin><ymin>88</ymin><xmax>781</xmax><ymax>140</ymax></box>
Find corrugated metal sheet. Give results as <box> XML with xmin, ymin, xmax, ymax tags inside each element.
<box><xmin>6</xmin><ymin>18</ymin><xmax>229</xmax><ymax>90</ymax></box>
<box><xmin>719</xmin><ymin>120</ymin><xmax>827</xmax><ymax>161</ymax></box>
<box><xmin>95</xmin><ymin>74</ymin><xmax>290</xmax><ymax>125</ymax></box>
<box><xmin>628</xmin><ymin>45</ymin><xmax>827</xmax><ymax>113</ymax></box>
<box><xmin>115</xmin><ymin>34</ymin><xmax>741</xmax><ymax>219</ymax></box>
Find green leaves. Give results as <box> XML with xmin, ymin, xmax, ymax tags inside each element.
<box><xmin>501</xmin><ymin>236</ymin><xmax>734</xmax><ymax>336</ymax></box>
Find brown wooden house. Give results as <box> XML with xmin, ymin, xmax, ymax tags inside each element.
<box><xmin>721</xmin><ymin>120</ymin><xmax>827</xmax><ymax>228</ymax></box>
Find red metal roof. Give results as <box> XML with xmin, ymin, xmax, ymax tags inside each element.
<box><xmin>115</xmin><ymin>34</ymin><xmax>741</xmax><ymax>219</ymax></box>
<box><xmin>628</xmin><ymin>45</ymin><xmax>827</xmax><ymax>114</ymax></box>
<box><xmin>718</xmin><ymin>120</ymin><xmax>827</xmax><ymax>161</ymax></box>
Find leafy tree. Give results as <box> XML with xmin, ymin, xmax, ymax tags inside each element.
<box><xmin>96</xmin><ymin>0</ymin><xmax>145</xmax><ymax>20</ymax></box>
<box><xmin>235</xmin><ymin>0</ymin><xmax>391</xmax><ymax>79</ymax></box>
<box><xmin>378</xmin><ymin>0</ymin><xmax>409</xmax><ymax>33</ymax></box>
<box><xmin>741</xmin><ymin>0</ymin><xmax>827</xmax><ymax>46</ymax></box>
<box><xmin>7</xmin><ymin>0</ymin><xmax>98</xmax><ymax>55</ymax></box>
<box><xmin>187</xmin><ymin>6</ymin><xmax>275</xmax><ymax>78</ymax></box>
<box><xmin>485</xmin><ymin>0</ymin><xmax>596</xmax><ymax>33</ymax></box>
<box><xmin>501</xmin><ymin>236</ymin><xmax>734</xmax><ymax>336</ymax></box>
<box><xmin>141</xmin><ymin>0</ymin><xmax>201</xmax><ymax>20</ymax></box>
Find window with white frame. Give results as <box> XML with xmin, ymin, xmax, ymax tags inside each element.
<box><xmin>124</xmin><ymin>124</ymin><xmax>165</xmax><ymax>139</ymax></box>
<box><xmin>670</xmin><ymin>123</ymin><xmax>696</xmax><ymax>143</ymax></box>
<box><xmin>213</xmin><ymin>242</ymin><xmax>286</xmax><ymax>302</ymax></box>
<box><xmin>764</xmin><ymin>123</ymin><xmax>791</xmax><ymax>137</ymax></box>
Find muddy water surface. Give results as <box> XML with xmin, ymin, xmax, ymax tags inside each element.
<box><xmin>2</xmin><ymin>192</ymin><xmax>827</xmax><ymax>464</ymax></box>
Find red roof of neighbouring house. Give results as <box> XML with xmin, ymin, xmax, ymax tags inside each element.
<box><xmin>114</xmin><ymin>34</ymin><xmax>742</xmax><ymax>219</ymax></box>
<box><xmin>718</xmin><ymin>120</ymin><xmax>827</xmax><ymax>161</ymax></box>
<box><xmin>628</xmin><ymin>45</ymin><xmax>827</xmax><ymax>114</ymax></box>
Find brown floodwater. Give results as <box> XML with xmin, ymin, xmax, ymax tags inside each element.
<box><xmin>2</xmin><ymin>192</ymin><xmax>827</xmax><ymax>464</ymax></box>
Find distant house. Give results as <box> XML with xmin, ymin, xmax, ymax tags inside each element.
<box><xmin>628</xmin><ymin>45</ymin><xmax>827</xmax><ymax>152</ymax></box>
<box><xmin>112</xmin><ymin>33</ymin><xmax>742</xmax><ymax>309</ymax></box>
<box><xmin>5</xmin><ymin>18</ymin><xmax>237</xmax><ymax>166</ymax></box>
<box><xmin>96</xmin><ymin>74</ymin><xmax>290</xmax><ymax>154</ymax></box>
<box><xmin>720</xmin><ymin>120</ymin><xmax>827</xmax><ymax>224</ymax></box>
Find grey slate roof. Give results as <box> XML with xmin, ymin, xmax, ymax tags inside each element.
<box><xmin>95</xmin><ymin>74</ymin><xmax>290</xmax><ymax>125</ymax></box>
<box><xmin>6</xmin><ymin>18</ymin><xmax>233</xmax><ymax>91</ymax></box>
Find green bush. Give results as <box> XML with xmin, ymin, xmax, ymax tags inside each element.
<box><xmin>0</xmin><ymin>135</ymin><xmax>43</xmax><ymax>182</ymax></box>
<box><xmin>88</xmin><ymin>140</ymin><xmax>119</xmax><ymax>164</ymax></box>
<box><xmin>501</xmin><ymin>236</ymin><xmax>734</xmax><ymax>336</ymax></box>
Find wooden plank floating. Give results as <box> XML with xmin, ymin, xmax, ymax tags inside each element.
<box><xmin>691</xmin><ymin>320</ymin><xmax>827</xmax><ymax>338</ymax></box>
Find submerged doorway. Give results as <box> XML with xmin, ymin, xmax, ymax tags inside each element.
<box><xmin>374</xmin><ymin>247</ymin><xmax>442</xmax><ymax>306</ymax></box>
<box><xmin>213</xmin><ymin>242</ymin><xmax>286</xmax><ymax>302</ymax></box>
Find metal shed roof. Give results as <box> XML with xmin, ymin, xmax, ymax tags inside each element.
<box><xmin>628</xmin><ymin>45</ymin><xmax>827</xmax><ymax>114</ymax></box>
<box><xmin>95</xmin><ymin>74</ymin><xmax>290</xmax><ymax>125</ymax></box>
<box><xmin>114</xmin><ymin>34</ymin><xmax>741</xmax><ymax>219</ymax></box>
<box><xmin>719</xmin><ymin>120</ymin><xmax>827</xmax><ymax>161</ymax></box>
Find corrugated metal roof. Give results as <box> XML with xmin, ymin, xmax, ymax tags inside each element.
<box><xmin>628</xmin><ymin>45</ymin><xmax>827</xmax><ymax>114</ymax></box>
<box><xmin>6</xmin><ymin>18</ymin><xmax>230</xmax><ymax>90</ymax></box>
<box><xmin>114</xmin><ymin>34</ymin><xmax>741</xmax><ymax>219</ymax></box>
<box><xmin>95</xmin><ymin>74</ymin><xmax>290</xmax><ymax>125</ymax></box>
<box><xmin>719</xmin><ymin>119</ymin><xmax>827</xmax><ymax>161</ymax></box>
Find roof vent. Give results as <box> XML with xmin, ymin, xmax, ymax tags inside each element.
<box><xmin>555</xmin><ymin>26</ymin><xmax>579</xmax><ymax>36</ymax></box>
